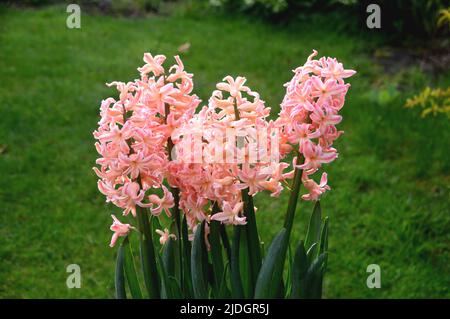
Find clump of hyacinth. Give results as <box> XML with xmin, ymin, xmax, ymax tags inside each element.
<box><xmin>169</xmin><ymin>76</ymin><xmax>294</xmax><ymax>229</ymax></box>
<box><xmin>93</xmin><ymin>53</ymin><xmax>200</xmax><ymax>233</ymax></box>
<box><xmin>94</xmin><ymin>50</ymin><xmax>356</xmax><ymax>301</ymax></box>
<box><xmin>276</xmin><ymin>50</ymin><xmax>356</xmax><ymax>201</ymax></box>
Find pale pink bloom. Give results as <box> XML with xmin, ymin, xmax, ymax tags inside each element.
<box><xmin>297</xmin><ymin>142</ymin><xmax>337</xmax><ymax>172</ymax></box>
<box><xmin>110</xmin><ymin>215</ymin><xmax>132</xmax><ymax>247</ymax></box>
<box><xmin>301</xmin><ymin>172</ymin><xmax>330</xmax><ymax>201</ymax></box>
<box><xmin>94</xmin><ymin>53</ymin><xmax>199</xmax><ymax>230</ymax></box>
<box><xmin>278</xmin><ymin>50</ymin><xmax>355</xmax><ymax>201</ymax></box>
<box><xmin>115</xmin><ymin>182</ymin><xmax>150</xmax><ymax>217</ymax></box>
<box><xmin>211</xmin><ymin>201</ymin><xmax>246</xmax><ymax>225</ymax></box>
<box><xmin>259</xmin><ymin>162</ymin><xmax>292</xmax><ymax>197</ymax></box>
<box><xmin>237</xmin><ymin>164</ymin><xmax>269</xmax><ymax>195</ymax></box>
<box><xmin>310</xmin><ymin>77</ymin><xmax>346</xmax><ymax>105</ymax></box>
<box><xmin>320</xmin><ymin>58</ymin><xmax>356</xmax><ymax>82</ymax></box>
<box><xmin>216</xmin><ymin>76</ymin><xmax>250</xmax><ymax>98</ymax></box>
<box><xmin>287</xmin><ymin>123</ymin><xmax>321</xmax><ymax>151</ymax></box>
<box><xmin>138</xmin><ymin>53</ymin><xmax>166</xmax><ymax>76</ymax></box>
<box><xmin>155</xmin><ymin>228</ymin><xmax>177</xmax><ymax>245</ymax></box>
<box><xmin>93</xmin><ymin>124</ymin><xmax>131</xmax><ymax>153</ymax></box>
<box><xmin>148</xmin><ymin>186</ymin><xmax>175</xmax><ymax>217</ymax></box>
<box><xmin>309</xmin><ymin>105</ymin><xmax>342</xmax><ymax>133</ymax></box>
<box><xmin>118</xmin><ymin>151</ymin><xmax>160</xmax><ymax>180</ymax></box>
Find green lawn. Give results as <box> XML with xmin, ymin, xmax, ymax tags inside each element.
<box><xmin>0</xmin><ymin>5</ymin><xmax>449</xmax><ymax>298</ymax></box>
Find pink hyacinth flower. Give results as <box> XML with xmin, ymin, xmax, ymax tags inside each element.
<box><xmin>148</xmin><ymin>186</ymin><xmax>175</xmax><ymax>217</ymax></box>
<box><xmin>210</xmin><ymin>201</ymin><xmax>246</xmax><ymax>225</ymax></box>
<box><xmin>155</xmin><ymin>228</ymin><xmax>177</xmax><ymax>245</ymax></box>
<box><xmin>109</xmin><ymin>215</ymin><xmax>132</xmax><ymax>247</ymax></box>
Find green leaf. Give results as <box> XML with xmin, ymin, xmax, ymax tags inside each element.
<box><xmin>136</xmin><ymin>207</ymin><xmax>160</xmax><ymax>298</ymax></box>
<box><xmin>285</xmin><ymin>244</ymin><xmax>293</xmax><ymax>298</ymax></box>
<box><xmin>210</xmin><ymin>219</ymin><xmax>224</xmax><ymax>297</ymax></box>
<box><xmin>191</xmin><ymin>221</ymin><xmax>208</xmax><ymax>298</ymax></box>
<box><xmin>115</xmin><ymin>241</ymin><xmax>127</xmax><ymax>299</ymax></box>
<box><xmin>305</xmin><ymin>252</ymin><xmax>328</xmax><ymax>299</ymax></box>
<box><xmin>157</xmin><ymin>252</ymin><xmax>171</xmax><ymax>299</ymax></box>
<box><xmin>242</xmin><ymin>189</ymin><xmax>262</xmax><ymax>294</ymax></box>
<box><xmin>220</xmin><ymin>224</ymin><xmax>232</xmax><ymax>262</ymax></box>
<box><xmin>291</xmin><ymin>240</ymin><xmax>308</xmax><ymax>299</ymax></box>
<box><xmin>319</xmin><ymin>217</ymin><xmax>329</xmax><ymax>267</ymax></box>
<box><xmin>283</xmin><ymin>159</ymin><xmax>303</xmax><ymax>235</ymax></box>
<box><xmin>239</xmin><ymin>226</ymin><xmax>252</xmax><ymax>298</ymax></box>
<box><xmin>122</xmin><ymin>237</ymin><xmax>143</xmax><ymax>299</ymax></box>
<box><xmin>230</xmin><ymin>225</ymin><xmax>244</xmax><ymax>298</ymax></box>
<box><xmin>254</xmin><ymin>228</ymin><xmax>287</xmax><ymax>299</ymax></box>
<box><xmin>219</xmin><ymin>262</ymin><xmax>231</xmax><ymax>298</ymax></box>
<box><xmin>306</xmin><ymin>242</ymin><xmax>318</xmax><ymax>265</ymax></box>
<box><xmin>163</xmin><ymin>236</ymin><xmax>176</xmax><ymax>278</ymax></box>
<box><xmin>168</xmin><ymin>276</ymin><xmax>183</xmax><ymax>299</ymax></box>
<box><xmin>181</xmin><ymin>215</ymin><xmax>193</xmax><ymax>298</ymax></box>
<box><xmin>305</xmin><ymin>201</ymin><xmax>322</xmax><ymax>252</ymax></box>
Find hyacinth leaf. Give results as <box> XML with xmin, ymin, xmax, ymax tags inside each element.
<box><xmin>163</xmin><ymin>237</ymin><xmax>176</xmax><ymax>278</ymax></box>
<box><xmin>239</xmin><ymin>226</ymin><xmax>253</xmax><ymax>298</ymax></box>
<box><xmin>191</xmin><ymin>221</ymin><xmax>208</xmax><ymax>298</ymax></box>
<box><xmin>254</xmin><ymin>228</ymin><xmax>287</xmax><ymax>299</ymax></box>
<box><xmin>291</xmin><ymin>240</ymin><xmax>308</xmax><ymax>299</ymax></box>
<box><xmin>181</xmin><ymin>215</ymin><xmax>193</xmax><ymax>297</ymax></box>
<box><xmin>122</xmin><ymin>237</ymin><xmax>143</xmax><ymax>299</ymax></box>
<box><xmin>305</xmin><ymin>201</ymin><xmax>322</xmax><ymax>252</ymax></box>
<box><xmin>210</xmin><ymin>219</ymin><xmax>224</xmax><ymax>296</ymax></box>
<box><xmin>283</xmin><ymin>159</ymin><xmax>303</xmax><ymax>235</ymax></box>
<box><xmin>136</xmin><ymin>207</ymin><xmax>160</xmax><ymax>299</ymax></box>
<box><xmin>115</xmin><ymin>240</ymin><xmax>127</xmax><ymax>299</ymax></box>
<box><xmin>319</xmin><ymin>217</ymin><xmax>329</xmax><ymax>266</ymax></box>
<box><xmin>219</xmin><ymin>262</ymin><xmax>231</xmax><ymax>298</ymax></box>
<box><xmin>230</xmin><ymin>226</ymin><xmax>245</xmax><ymax>298</ymax></box>
<box><xmin>169</xmin><ymin>187</ymin><xmax>183</xmax><ymax>285</ymax></box>
<box><xmin>169</xmin><ymin>221</ymin><xmax>182</xmax><ymax>284</ymax></box>
<box><xmin>157</xmin><ymin>252</ymin><xmax>171</xmax><ymax>299</ymax></box>
<box><xmin>306</xmin><ymin>242</ymin><xmax>318</xmax><ymax>265</ymax></box>
<box><xmin>305</xmin><ymin>252</ymin><xmax>328</xmax><ymax>299</ymax></box>
<box><xmin>220</xmin><ymin>224</ymin><xmax>232</xmax><ymax>262</ymax></box>
<box><xmin>242</xmin><ymin>189</ymin><xmax>262</xmax><ymax>292</ymax></box>
<box><xmin>285</xmin><ymin>244</ymin><xmax>293</xmax><ymax>298</ymax></box>
<box><xmin>169</xmin><ymin>276</ymin><xmax>183</xmax><ymax>299</ymax></box>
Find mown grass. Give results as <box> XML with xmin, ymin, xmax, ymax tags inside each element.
<box><xmin>0</xmin><ymin>4</ymin><xmax>448</xmax><ymax>298</ymax></box>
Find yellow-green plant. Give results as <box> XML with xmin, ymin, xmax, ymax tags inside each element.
<box><xmin>405</xmin><ymin>86</ymin><xmax>450</xmax><ymax>118</ymax></box>
<box><xmin>437</xmin><ymin>7</ymin><xmax>450</xmax><ymax>29</ymax></box>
